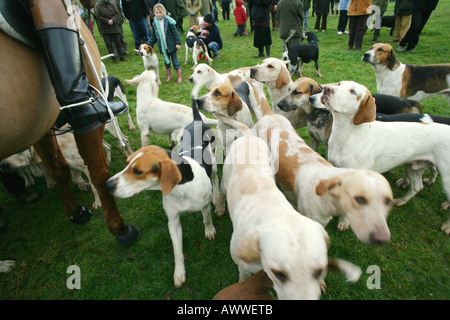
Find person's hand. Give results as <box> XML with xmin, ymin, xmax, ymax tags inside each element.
<box><xmin>108</xmin><ymin>19</ymin><xmax>113</xmax><ymax>25</ymax></box>
<box><xmin>190</xmin><ymin>11</ymin><xmax>196</xmax><ymax>15</ymax></box>
<box><xmin>175</xmin><ymin>44</ymin><xmax>181</xmax><ymax>50</ymax></box>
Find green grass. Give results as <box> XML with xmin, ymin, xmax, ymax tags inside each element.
<box><xmin>1</xmin><ymin>3</ymin><xmax>449</xmax><ymax>300</ymax></box>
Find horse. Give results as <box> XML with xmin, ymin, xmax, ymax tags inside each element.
<box><xmin>0</xmin><ymin>13</ymin><xmax>139</xmax><ymax>246</ymax></box>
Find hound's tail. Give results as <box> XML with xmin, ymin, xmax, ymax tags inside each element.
<box><xmin>192</xmin><ymin>99</ymin><xmax>218</xmax><ymax>126</ymax></box>
<box><xmin>285</xmin><ymin>29</ymin><xmax>297</xmax><ymax>50</ymax></box>
<box><xmin>328</xmin><ymin>258</ymin><xmax>362</xmax><ymax>283</ymax></box>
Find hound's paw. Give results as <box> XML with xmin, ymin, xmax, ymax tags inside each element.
<box><xmin>174</xmin><ymin>270</ymin><xmax>186</xmax><ymax>288</ymax></box>
<box><xmin>441</xmin><ymin>222</ymin><xmax>450</xmax><ymax>236</ymax></box>
<box><xmin>205</xmin><ymin>226</ymin><xmax>216</xmax><ymax>240</ymax></box>
<box><xmin>0</xmin><ymin>260</ymin><xmax>15</xmax><ymax>273</ymax></box>
<box><xmin>393</xmin><ymin>197</ymin><xmax>407</xmax><ymax>207</ymax></box>
<box><xmin>395</xmin><ymin>178</ymin><xmax>410</xmax><ymax>189</ymax></box>
<box><xmin>337</xmin><ymin>216</ymin><xmax>350</xmax><ymax>232</ymax></box>
<box><xmin>441</xmin><ymin>201</ymin><xmax>450</xmax><ymax>211</ymax></box>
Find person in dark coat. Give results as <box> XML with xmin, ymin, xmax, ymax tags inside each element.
<box><xmin>249</xmin><ymin>0</ymin><xmax>272</xmax><ymax>58</ymax></box>
<box><xmin>122</xmin><ymin>0</ymin><xmax>151</xmax><ymax>50</ymax></box>
<box><xmin>314</xmin><ymin>0</ymin><xmax>330</xmax><ymax>32</ymax></box>
<box><xmin>277</xmin><ymin>0</ymin><xmax>304</xmax><ymax>50</ymax></box>
<box><xmin>397</xmin><ymin>0</ymin><xmax>438</xmax><ymax>53</ymax></box>
<box><xmin>95</xmin><ymin>0</ymin><xmax>127</xmax><ymax>63</ymax></box>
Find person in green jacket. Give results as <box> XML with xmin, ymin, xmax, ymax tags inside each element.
<box><xmin>277</xmin><ymin>0</ymin><xmax>304</xmax><ymax>50</ymax></box>
<box><xmin>148</xmin><ymin>3</ymin><xmax>183</xmax><ymax>83</ymax></box>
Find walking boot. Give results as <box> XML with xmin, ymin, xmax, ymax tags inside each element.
<box><xmin>31</xmin><ymin>0</ymin><xmax>127</xmax><ymax>134</ymax></box>
<box><xmin>166</xmin><ymin>68</ymin><xmax>173</xmax><ymax>82</ymax></box>
<box><xmin>176</xmin><ymin>68</ymin><xmax>182</xmax><ymax>83</ymax></box>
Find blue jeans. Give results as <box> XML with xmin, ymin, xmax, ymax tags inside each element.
<box><xmin>165</xmin><ymin>51</ymin><xmax>181</xmax><ymax>70</ymax></box>
<box><xmin>207</xmin><ymin>42</ymin><xmax>220</xmax><ymax>56</ymax></box>
<box><xmin>129</xmin><ymin>18</ymin><xmax>149</xmax><ymax>50</ymax></box>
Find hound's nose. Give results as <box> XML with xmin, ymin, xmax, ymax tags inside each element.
<box><xmin>362</xmin><ymin>52</ymin><xmax>371</xmax><ymax>61</ymax></box>
<box><xmin>370</xmin><ymin>232</ymin><xmax>391</xmax><ymax>245</ymax></box>
<box><xmin>195</xmin><ymin>98</ymin><xmax>205</xmax><ymax>110</ymax></box>
<box><xmin>309</xmin><ymin>95</ymin><xmax>317</xmax><ymax>104</ymax></box>
<box><xmin>105</xmin><ymin>178</ymin><xmax>117</xmax><ymax>194</ymax></box>
<box><xmin>323</xmin><ymin>86</ymin><xmax>334</xmax><ymax>96</ymax></box>
<box><xmin>250</xmin><ymin>67</ymin><xmax>257</xmax><ymax>79</ymax></box>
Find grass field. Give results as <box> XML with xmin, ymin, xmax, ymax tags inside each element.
<box><xmin>1</xmin><ymin>2</ymin><xmax>449</xmax><ymax>300</ymax></box>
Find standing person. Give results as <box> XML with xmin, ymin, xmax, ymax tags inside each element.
<box><xmin>397</xmin><ymin>0</ymin><xmax>438</xmax><ymax>53</ymax></box>
<box><xmin>160</xmin><ymin>0</ymin><xmax>180</xmax><ymax>22</ymax></box>
<box><xmin>347</xmin><ymin>0</ymin><xmax>371</xmax><ymax>51</ymax></box>
<box><xmin>148</xmin><ymin>3</ymin><xmax>183</xmax><ymax>82</ymax></box>
<box><xmin>122</xmin><ymin>0</ymin><xmax>151</xmax><ymax>50</ymax></box>
<box><xmin>200</xmin><ymin>0</ymin><xmax>213</xmax><ymax>16</ymax></box>
<box><xmin>270</xmin><ymin>0</ymin><xmax>279</xmax><ymax>31</ymax></box>
<box><xmin>249</xmin><ymin>0</ymin><xmax>272</xmax><ymax>58</ymax></box>
<box><xmin>391</xmin><ymin>0</ymin><xmax>412</xmax><ymax>43</ymax></box>
<box><xmin>186</xmin><ymin>0</ymin><xmax>203</xmax><ymax>27</ymax></box>
<box><xmin>371</xmin><ymin>0</ymin><xmax>388</xmax><ymax>42</ymax></box>
<box><xmin>314</xmin><ymin>0</ymin><xmax>330</xmax><ymax>32</ymax></box>
<box><xmin>212</xmin><ymin>0</ymin><xmax>219</xmax><ymax>22</ymax></box>
<box><xmin>199</xmin><ymin>13</ymin><xmax>223</xmax><ymax>59</ymax></box>
<box><xmin>337</xmin><ymin>0</ymin><xmax>350</xmax><ymax>34</ymax></box>
<box><xmin>95</xmin><ymin>0</ymin><xmax>127</xmax><ymax>63</ymax></box>
<box><xmin>277</xmin><ymin>0</ymin><xmax>304</xmax><ymax>50</ymax></box>
<box><xmin>177</xmin><ymin>0</ymin><xmax>190</xmax><ymax>33</ymax></box>
<box><xmin>234</xmin><ymin>0</ymin><xmax>248</xmax><ymax>36</ymax></box>
<box><xmin>222</xmin><ymin>0</ymin><xmax>232</xmax><ymax>20</ymax></box>
<box><xmin>303</xmin><ymin>0</ymin><xmax>311</xmax><ymax>30</ymax></box>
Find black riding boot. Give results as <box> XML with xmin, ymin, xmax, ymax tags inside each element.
<box><xmin>373</xmin><ymin>29</ymin><xmax>380</xmax><ymax>42</ymax></box>
<box><xmin>35</xmin><ymin>28</ymin><xmax>128</xmax><ymax>134</ymax></box>
<box><xmin>254</xmin><ymin>47</ymin><xmax>264</xmax><ymax>58</ymax></box>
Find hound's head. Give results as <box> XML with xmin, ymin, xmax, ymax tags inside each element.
<box><xmin>188</xmin><ymin>25</ymin><xmax>203</xmax><ymax>36</ymax></box>
<box><xmin>322</xmin><ymin>81</ymin><xmax>376</xmax><ymax>125</ymax></box>
<box><xmin>277</xmin><ymin>77</ymin><xmax>323</xmax><ymax>113</ymax></box>
<box><xmin>237</xmin><ymin>215</ymin><xmax>361</xmax><ymax>299</ymax></box>
<box><xmin>195</xmin><ymin>83</ymin><xmax>243</xmax><ymax>117</ymax></box>
<box><xmin>189</xmin><ymin>63</ymin><xmax>214</xmax><ymax>85</ymax></box>
<box><xmin>106</xmin><ymin>146</ymin><xmax>181</xmax><ymax>198</ymax></box>
<box><xmin>362</xmin><ymin>43</ymin><xmax>400</xmax><ymax>70</ymax></box>
<box><xmin>316</xmin><ymin>170</ymin><xmax>393</xmax><ymax>244</ymax></box>
<box><xmin>250</xmin><ymin>58</ymin><xmax>291</xmax><ymax>89</ymax></box>
<box><xmin>138</xmin><ymin>43</ymin><xmax>156</xmax><ymax>57</ymax></box>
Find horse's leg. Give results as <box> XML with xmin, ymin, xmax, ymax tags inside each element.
<box><xmin>74</xmin><ymin>126</ymin><xmax>140</xmax><ymax>246</ymax></box>
<box><xmin>33</xmin><ymin>132</ymin><xmax>92</xmax><ymax>224</ymax></box>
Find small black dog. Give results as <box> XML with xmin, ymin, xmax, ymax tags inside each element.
<box><xmin>282</xmin><ymin>30</ymin><xmax>322</xmax><ymax>77</ymax></box>
<box><xmin>381</xmin><ymin>15</ymin><xmax>396</xmax><ymax>37</ymax></box>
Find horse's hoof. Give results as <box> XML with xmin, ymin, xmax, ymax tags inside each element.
<box><xmin>70</xmin><ymin>206</ymin><xmax>92</xmax><ymax>224</ymax></box>
<box><xmin>116</xmin><ymin>225</ymin><xmax>140</xmax><ymax>247</ymax></box>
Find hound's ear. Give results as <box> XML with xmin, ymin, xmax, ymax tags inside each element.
<box><xmin>316</xmin><ymin>176</ymin><xmax>341</xmax><ymax>196</ymax></box>
<box><xmin>387</xmin><ymin>49</ymin><xmax>397</xmax><ymax>70</ymax></box>
<box><xmin>276</xmin><ymin>65</ymin><xmax>292</xmax><ymax>89</ymax></box>
<box><xmin>228</xmin><ymin>91</ymin><xmax>243</xmax><ymax>116</ymax></box>
<box><xmin>237</xmin><ymin>230</ymin><xmax>260</xmax><ymax>263</ymax></box>
<box><xmin>310</xmin><ymin>82</ymin><xmax>323</xmax><ymax>95</ymax></box>
<box><xmin>159</xmin><ymin>159</ymin><xmax>181</xmax><ymax>195</ymax></box>
<box><xmin>353</xmin><ymin>90</ymin><xmax>376</xmax><ymax>125</ymax></box>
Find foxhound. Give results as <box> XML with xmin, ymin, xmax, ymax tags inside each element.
<box><xmin>249</xmin><ymin>58</ymin><xmax>308</xmax><ymax>129</ymax></box>
<box><xmin>184</xmin><ymin>25</ymin><xmax>213</xmax><ymax>69</ymax></box>
<box><xmin>320</xmin><ymin>80</ymin><xmax>450</xmax><ymax>235</ymax></box>
<box><xmin>362</xmin><ymin>43</ymin><xmax>450</xmax><ymax>102</ymax></box>
<box><xmin>125</xmin><ymin>70</ymin><xmax>217</xmax><ymax>147</ymax></box>
<box><xmin>137</xmin><ymin>43</ymin><xmax>160</xmax><ymax>85</ymax></box>
<box><xmin>254</xmin><ymin>93</ymin><xmax>393</xmax><ymax>245</ymax></box>
<box><xmin>216</xmin><ymin>113</ymin><xmax>361</xmax><ymax>300</ymax></box>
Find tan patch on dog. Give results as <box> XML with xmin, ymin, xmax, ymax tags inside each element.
<box><xmin>227</xmin><ymin>74</ymin><xmax>244</xmax><ymax>83</ymax></box>
<box><xmin>353</xmin><ymin>90</ymin><xmax>376</xmax><ymax>125</ymax></box>
<box><xmin>274</xmin><ymin>131</ymin><xmax>300</xmax><ymax>191</ymax></box>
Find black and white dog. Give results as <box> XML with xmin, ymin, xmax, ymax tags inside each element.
<box><xmin>282</xmin><ymin>30</ymin><xmax>322</xmax><ymax>77</ymax></box>
<box><xmin>185</xmin><ymin>25</ymin><xmax>213</xmax><ymax>69</ymax></box>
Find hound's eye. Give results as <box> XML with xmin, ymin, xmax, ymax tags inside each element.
<box><xmin>313</xmin><ymin>268</ymin><xmax>324</xmax><ymax>279</ymax></box>
<box><xmin>267</xmin><ymin>64</ymin><xmax>274</xmax><ymax>69</ymax></box>
<box><xmin>271</xmin><ymin>269</ymin><xmax>288</xmax><ymax>283</ymax></box>
<box><xmin>197</xmin><ymin>71</ymin><xmax>202</xmax><ymax>74</ymax></box>
<box><xmin>293</xmin><ymin>89</ymin><xmax>302</xmax><ymax>95</ymax></box>
<box><xmin>385</xmin><ymin>197</ymin><xmax>393</xmax><ymax>206</ymax></box>
<box><xmin>213</xmin><ymin>90</ymin><xmax>221</xmax><ymax>97</ymax></box>
<box><xmin>377</xmin><ymin>47</ymin><xmax>384</xmax><ymax>52</ymax></box>
<box><xmin>354</xmin><ymin>196</ymin><xmax>367</xmax><ymax>205</ymax></box>
<box><xmin>133</xmin><ymin>168</ymin><xmax>144</xmax><ymax>176</ymax></box>
<box><xmin>350</xmin><ymin>89</ymin><xmax>357</xmax><ymax>95</ymax></box>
